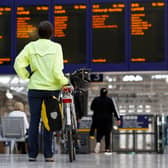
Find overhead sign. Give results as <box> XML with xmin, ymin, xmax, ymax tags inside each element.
<box><xmin>119</xmin><ymin>115</ymin><xmax>150</xmax><ymax>130</ymax></box>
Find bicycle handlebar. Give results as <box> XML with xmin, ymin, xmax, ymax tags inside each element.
<box><xmin>62</xmin><ymin>85</ymin><xmax>74</xmax><ymax>94</ymax></box>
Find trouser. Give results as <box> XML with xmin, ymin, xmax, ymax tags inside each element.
<box><xmin>96</xmin><ymin>128</ymin><xmax>111</xmax><ymax>150</ymax></box>
<box><xmin>28</xmin><ymin>89</ymin><xmax>59</xmax><ymax>158</ymax></box>
<box><xmin>89</xmin><ymin>119</ymin><xmax>96</xmax><ymax>136</ymax></box>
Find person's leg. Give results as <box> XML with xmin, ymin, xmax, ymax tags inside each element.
<box><xmin>43</xmin><ymin>127</ymin><xmax>53</xmax><ymax>158</ymax></box>
<box><xmin>43</xmin><ymin>90</ymin><xmax>59</xmax><ymax>161</ymax></box>
<box><xmin>105</xmin><ymin>130</ymin><xmax>111</xmax><ymax>150</ymax></box>
<box><xmin>89</xmin><ymin>120</ymin><xmax>95</xmax><ymax>136</ymax></box>
<box><xmin>95</xmin><ymin>129</ymin><xmax>104</xmax><ymax>153</ymax></box>
<box><xmin>104</xmin><ymin>129</ymin><xmax>112</xmax><ymax>155</ymax></box>
<box><xmin>28</xmin><ymin>90</ymin><xmax>42</xmax><ymax>159</ymax></box>
<box><xmin>96</xmin><ymin>129</ymin><xmax>104</xmax><ymax>143</ymax></box>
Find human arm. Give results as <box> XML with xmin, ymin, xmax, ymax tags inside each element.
<box><xmin>112</xmin><ymin>98</ymin><xmax>120</xmax><ymax>125</ymax></box>
<box><xmin>14</xmin><ymin>45</ymin><xmax>30</xmax><ymax>80</ymax></box>
<box><xmin>116</xmin><ymin>120</ymin><xmax>121</xmax><ymax>126</ymax></box>
<box><xmin>90</xmin><ymin>98</ymin><xmax>97</xmax><ymax>112</ymax></box>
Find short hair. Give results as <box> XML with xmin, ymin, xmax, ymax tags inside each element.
<box><xmin>100</xmin><ymin>88</ymin><xmax>108</xmax><ymax>96</ymax></box>
<box><xmin>38</xmin><ymin>20</ymin><xmax>53</xmax><ymax>39</ymax></box>
<box><xmin>14</xmin><ymin>102</ymin><xmax>24</xmax><ymax>111</ymax></box>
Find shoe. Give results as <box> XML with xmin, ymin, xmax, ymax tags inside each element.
<box><xmin>104</xmin><ymin>149</ymin><xmax>112</xmax><ymax>155</ymax></box>
<box><xmin>45</xmin><ymin>158</ymin><xmax>55</xmax><ymax>162</ymax></box>
<box><xmin>94</xmin><ymin>143</ymin><xmax>100</xmax><ymax>153</ymax></box>
<box><xmin>28</xmin><ymin>158</ymin><xmax>36</xmax><ymax>161</ymax></box>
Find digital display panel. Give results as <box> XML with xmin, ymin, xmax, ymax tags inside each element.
<box><xmin>16</xmin><ymin>6</ymin><xmax>48</xmax><ymax>55</ymax></box>
<box><xmin>54</xmin><ymin>4</ymin><xmax>87</xmax><ymax>64</ymax></box>
<box><xmin>131</xmin><ymin>1</ymin><xmax>165</xmax><ymax>62</ymax></box>
<box><xmin>0</xmin><ymin>7</ymin><xmax>11</xmax><ymax>65</ymax></box>
<box><xmin>92</xmin><ymin>3</ymin><xmax>125</xmax><ymax>63</ymax></box>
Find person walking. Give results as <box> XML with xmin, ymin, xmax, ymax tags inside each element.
<box><xmin>14</xmin><ymin>20</ymin><xmax>68</xmax><ymax>161</ymax></box>
<box><xmin>90</xmin><ymin>88</ymin><xmax>120</xmax><ymax>155</ymax></box>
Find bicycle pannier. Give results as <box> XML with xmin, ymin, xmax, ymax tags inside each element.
<box><xmin>41</xmin><ymin>96</ymin><xmax>62</xmax><ymax>132</ymax></box>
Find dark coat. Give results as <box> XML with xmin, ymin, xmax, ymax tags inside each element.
<box><xmin>91</xmin><ymin>95</ymin><xmax>120</xmax><ymax>131</ymax></box>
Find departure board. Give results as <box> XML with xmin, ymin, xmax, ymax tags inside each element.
<box><xmin>131</xmin><ymin>2</ymin><xmax>165</xmax><ymax>62</ymax></box>
<box><xmin>92</xmin><ymin>3</ymin><xmax>125</xmax><ymax>63</ymax></box>
<box><xmin>16</xmin><ymin>6</ymin><xmax>48</xmax><ymax>54</ymax></box>
<box><xmin>54</xmin><ymin>4</ymin><xmax>87</xmax><ymax>64</ymax></box>
<box><xmin>0</xmin><ymin>7</ymin><xmax>11</xmax><ymax>65</ymax></box>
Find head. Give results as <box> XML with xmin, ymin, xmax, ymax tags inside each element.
<box><xmin>14</xmin><ymin>102</ymin><xmax>24</xmax><ymax>111</ymax></box>
<box><xmin>38</xmin><ymin>20</ymin><xmax>53</xmax><ymax>39</ymax></box>
<box><xmin>100</xmin><ymin>88</ymin><xmax>108</xmax><ymax>97</ymax></box>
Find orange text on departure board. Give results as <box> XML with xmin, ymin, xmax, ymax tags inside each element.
<box><xmin>131</xmin><ymin>58</ymin><xmax>146</xmax><ymax>62</ymax></box>
<box><xmin>16</xmin><ymin>6</ymin><xmax>48</xmax><ymax>39</ymax></box>
<box><xmin>0</xmin><ymin>7</ymin><xmax>11</xmax><ymax>64</ymax></box>
<box><xmin>64</xmin><ymin>59</ymin><xmax>69</xmax><ymax>63</ymax></box>
<box><xmin>131</xmin><ymin>2</ymin><xmax>165</xmax><ymax>36</ymax></box>
<box><xmin>92</xmin><ymin>3</ymin><xmax>125</xmax><ymax>29</ymax></box>
<box><xmin>131</xmin><ymin>2</ymin><xmax>165</xmax><ymax>62</ymax></box>
<box><xmin>92</xmin><ymin>59</ymin><xmax>107</xmax><ymax>63</ymax></box>
<box><xmin>54</xmin><ymin>4</ymin><xmax>87</xmax><ymax>38</ymax></box>
<box><xmin>0</xmin><ymin>58</ymin><xmax>11</xmax><ymax>64</ymax></box>
<box><xmin>0</xmin><ymin>7</ymin><xmax>11</xmax><ymax>16</ymax></box>
<box><xmin>0</xmin><ymin>7</ymin><xmax>11</xmax><ymax>41</ymax></box>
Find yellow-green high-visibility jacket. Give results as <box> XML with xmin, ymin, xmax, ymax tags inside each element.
<box><xmin>14</xmin><ymin>39</ymin><xmax>69</xmax><ymax>90</ymax></box>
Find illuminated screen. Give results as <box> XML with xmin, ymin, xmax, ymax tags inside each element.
<box><xmin>0</xmin><ymin>7</ymin><xmax>11</xmax><ymax>65</ymax></box>
<box><xmin>92</xmin><ymin>3</ymin><xmax>125</xmax><ymax>63</ymax></box>
<box><xmin>131</xmin><ymin>2</ymin><xmax>165</xmax><ymax>62</ymax></box>
<box><xmin>16</xmin><ymin>6</ymin><xmax>48</xmax><ymax>55</ymax></box>
<box><xmin>54</xmin><ymin>4</ymin><xmax>87</xmax><ymax>64</ymax></box>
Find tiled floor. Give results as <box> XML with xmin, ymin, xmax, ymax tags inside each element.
<box><xmin>0</xmin><ymin>153</ymin><xmax>168</xmax><ymax>168</ymax></box>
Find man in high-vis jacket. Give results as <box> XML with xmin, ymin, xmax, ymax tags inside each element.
<box><xmin>14</xmin><ymin>20</ymin><xmax>68</xmax><ymax>162</ymax></box>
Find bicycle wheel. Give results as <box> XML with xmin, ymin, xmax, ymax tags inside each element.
<box><xmin>67</xmin><ymin>126</ymin><xmax>74</xmax><ymax>162</ymax></box>
<box><xmin>71</xmin><ymin>117</ymin><xmax>77</xmax><ymax>160</ymax></box>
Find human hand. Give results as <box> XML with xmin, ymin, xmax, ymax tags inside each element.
<box><xmin>116</xmin><ymin>120</ymin><xmax>121</xmax><ymax>126</ymax></box>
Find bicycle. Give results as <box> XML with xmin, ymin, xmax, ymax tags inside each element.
<box><xmin>59</xmin><ymin>69</ymin><xmax>90</xmax><ymax>162</ymax></box>
<box><xmin>60</xmin><ymin>85</ymin><xmax>78</xmax><ymax>162</ymax></box>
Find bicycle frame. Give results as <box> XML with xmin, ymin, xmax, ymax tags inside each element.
<box><xmin>60</xmin><ymin>85</ymin><xmax>78</xmax><ymax>162</ymax></box>
<box><xmin>61</xmin><ymin>86</ymin><xmax>77</xmax><ymax>128</ymax></box>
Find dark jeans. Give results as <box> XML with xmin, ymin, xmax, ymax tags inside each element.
<box><xmin>89</xmin><ymin>118</ymin><xmax>96</xmax><ymax>136</ymax></box>
<box><xmin>96</xmin><ymin>128</ymin><xmax>111</xmax><ymax>150</ymax></box>
<box><xmin>28</xmin><ymin>89</ymin><xmax>59</xmax><ymax>158</ymax></box>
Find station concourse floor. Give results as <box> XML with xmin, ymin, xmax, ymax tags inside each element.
<box><xmin>0</xmin><ymin>153</ymin><xmax>168</xmax><ymax>168</ymax></box>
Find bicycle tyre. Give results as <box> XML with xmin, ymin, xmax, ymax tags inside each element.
<box><xmin>73</xmin><ymin>145</ymin><xmax>76</xmax><ymax>160</ymax></box>
<box><xmin>71</xmin><ymin>117</ymin><xmax>77</xmax><ymax>160</ymax></box>
<box><xmin>67</xmin><ymin>126</ymin><xmax>74</xmax><ymax>162</ymax></box>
